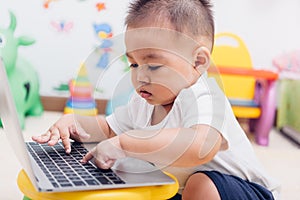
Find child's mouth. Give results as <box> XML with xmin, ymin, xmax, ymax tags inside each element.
<box><xmin>140</xmin><ymin>90</ymin><xmax>152</xmax><ymax>99</ymax></box>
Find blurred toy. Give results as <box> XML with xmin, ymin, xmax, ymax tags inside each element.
<box><xmin>0</xmin><ymin>11</ymin><xmax>43</xmax><ymax>128</ymax></box>
<box><xmin>273</xmin><ymin>50</ymin><xmax>300</xmax><ymax>79</ymax></box>
<box><xmin>93</xmin><ymin>23</ymin><xmax>113</xmax><ymax>69</ymax></box>
<box><xmin>64</xmin><ymin>64</ymin><xmax>98</xmax><ymax>116</ymax></box>
<box><xmin>273</xmin><ymin>50</ymin><xmax>300</xmax><ymax>143</ymax></box>
<box><xmin>210</xmin><ymin>32</ymin><xmax>278</xmax><ymax>146</ymax></box>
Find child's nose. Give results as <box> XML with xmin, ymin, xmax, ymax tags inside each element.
<box><xmin>136</xmin><ymin>66</ymin><xmax>150</xmax><ymax>84</ymax></box>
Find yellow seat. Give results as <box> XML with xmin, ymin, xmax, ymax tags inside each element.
<box><xmin>209</xmin><ymin>32</ymin><xmax>278</xmax><ymax>146</ymax></box>
<box><xmin>17</xmin><ymin>169</ymin><xmax>179</xmax><ymax>200</ymax></box>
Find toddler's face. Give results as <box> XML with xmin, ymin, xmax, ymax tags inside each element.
<box><xmin>125</xmin><ymin>27</ymin><xmax>201</xmax><ymax>106</ymax></box>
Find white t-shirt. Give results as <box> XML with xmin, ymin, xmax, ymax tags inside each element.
<box><xmin>106</xmin><ymin>73</ymin><xmax>280</xmax><ymax>198</ymax></box>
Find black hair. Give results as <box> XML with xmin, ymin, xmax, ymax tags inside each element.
<box><xmin>125</xmin><ymin>0</ymin><xmax>215</xmax><ymax>49</ymax></box>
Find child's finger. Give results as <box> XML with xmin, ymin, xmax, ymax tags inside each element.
<box><xmin>81</xmin><ymin>148</ymin><xmax>96</xmax><ymax>163</ymax></box>
<box><xmin>32</xmin><ymin>131</ymin><xmax>51</xmax><ymax>143</ymax></box>
<box><xmin>104</xmin><ymin>159</ymin><xmax>116</xmax><ymax>169</ymax></box>
<box><xmin>95</xmin><ymin>159</ymin><xmax>109</xmax><ymax>169</ymax></box>
<box><xmin>61</xmin><ymin>137</ymin><xmax>71</xmax><ymax>154</ymax></box>
<box><xmin>94</xmin><ymin>159</ymin><xmax>115</xmax><ymax>169</ymax></box>
<box><xmin>60</xmin><ymin>127</ymin><xmax>71</xmax><ymax>153</ymax></box>
<box><xmin>47</xmin><ymin>127</ymin><xmax>60</xmax><ymax>146</ymax></box>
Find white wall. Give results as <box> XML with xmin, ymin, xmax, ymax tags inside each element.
<box><xmin>0</xmin><ymin>0</ymin><xmax>129</xmax><ymax>97</ymax></box>
<box><xmin>212</xmin><ymin>0</ymin><xmax>300</xmax><ymax>68</ymax></box>
<box><xmin>1</xmin><ymin>0</ymin><xmax>300</xmax><ymax>97</ymax></box>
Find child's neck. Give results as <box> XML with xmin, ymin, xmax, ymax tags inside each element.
<box><xmin>151</xmin><ymin>103</ymin><xmax>173</xmax><ymax>125</ymax></box>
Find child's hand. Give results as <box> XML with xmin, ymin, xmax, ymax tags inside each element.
<box><xmin>81</xmin><ymin>136</ymin><xmax>126</xmax><ymax>169</ymax></box>
<box><xmin>32</xmin><ymin>114</ymin><xmax>90</xmax><ymax>153</ymax></box>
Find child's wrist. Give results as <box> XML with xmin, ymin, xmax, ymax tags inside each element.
<box><xmin>112</xmin><ymin>136</ymin><xmax>126</xmax><ymax>158</ymax></box>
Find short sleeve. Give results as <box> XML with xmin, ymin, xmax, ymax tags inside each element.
<box><xmin>106</xmin><ymin>93</ymin><xmax>153</xmax><ymax>134</ymax></box>
<box><xmin>177</xmin><ymin>76</ymin><xmax>229</xmax><ymax>149</ymax></box>
<box><xmin>106</xmin><ymin>105</ymin><xmax>132</xmax><ymax>135</ymax></box>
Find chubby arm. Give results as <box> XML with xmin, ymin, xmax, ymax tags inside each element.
<box><xmin>119</xmin><ymin>124</ymin><xmax>222</xmax><ymax>167</ymax></box>
<box><xmin>75</xmin><ymin>114</ymin><xmax>116</xmax><ymax>142</ymax></box>
<box><xmin>82</xmin><ymin>124</ymin><xmax>222</xmax><ymax>168</ymax></box>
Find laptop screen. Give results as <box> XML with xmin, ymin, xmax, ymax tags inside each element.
<box><xmin>0</xmin><ymin>59</ymin><xmax>37</xmax><ymax>188</ymax></box>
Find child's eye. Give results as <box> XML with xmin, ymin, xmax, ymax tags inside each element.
<box><xmin>148</xmin><ymin>65</ymin><xmax>161</xmax><ymax>71</ymax></box>
<box><xmin>130</xmin><ymin>63</ymin><xmax>139</xmax><ymax>68</ymax></box>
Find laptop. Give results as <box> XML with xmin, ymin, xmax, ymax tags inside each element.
<box><xmin>0</xmin><ymin>58</ymin><xmax>175</xmax><ymax>192</ymax></box>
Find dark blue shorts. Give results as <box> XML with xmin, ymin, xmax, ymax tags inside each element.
<box><xmin>169</xmin><ymin>170</ymin><xmax>274</xmax><ymax>200</ymax></box>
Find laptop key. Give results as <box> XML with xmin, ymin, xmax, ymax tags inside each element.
<box><xmin>112</xmin><ymin>180</ymin><xmax>125</xmax><ymax>184</ymax></box>
<box><xmin>60</xmin><ymin>183</ymin><xmax>73</xmax><ymax>187</ymax></box>
<box><xmin>95</xmin><ymin>176</ymin><xmax>112</xmax><ymax>185</ymax></box>
<box><xmin>51</xmin><ymin>182</ymin><xmax>59</xmax><ymax>188</ymax></box>
<box><xmin>107</xmin><ymin>176</ymin><xmax>125</xmax><ymax>184</ymax></box>
<box><xmin>72</xmin><ymin>180</ymin><xmax>86</xmax><ymax>186</ymax></box>
<box><xmin>85</xmin><ymin>179</ymin><xmax>100</xmax><ymax>186</ymax></box>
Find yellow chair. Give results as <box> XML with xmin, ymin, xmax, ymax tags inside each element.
<box><xmin>17</xmin><ymin>169</ymin><xmax>179</xmax><ymax>200</ymax></box>
<box><xmin>209</xmin><ymin>32</ymin><xmax>278</xmax><ymax>146</ymax></box>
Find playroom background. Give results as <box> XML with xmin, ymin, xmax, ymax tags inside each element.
<box><xmin>1</xmin><ymin>0</ymin><xmax>300</xmax><ymax>135</ymax></box>
<box><xmin>0</xmin><ymin>0</ymin><xmax>130</xmax><ymax>99</ymax></box>
<box><xmin>1</xmin><ymin>0</ymin><xmax>300</xmax><ymax>96</ymax></box>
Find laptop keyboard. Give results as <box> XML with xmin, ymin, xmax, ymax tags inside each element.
<box><xmin>26</xmin><ymin>142</ymin><xmax>125</xmax><ymax>188</ymax></box>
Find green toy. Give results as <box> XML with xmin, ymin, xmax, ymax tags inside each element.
<box><xmin>0</xmin><ymin>11</ymin><xmax>43</xmax><ymax>128</ymax></box>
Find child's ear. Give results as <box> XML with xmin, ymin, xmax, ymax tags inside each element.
<box><xmin>193</xmin><ymin>46</ymin><xmax>210</xmax><ymax>74</ymax></box>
